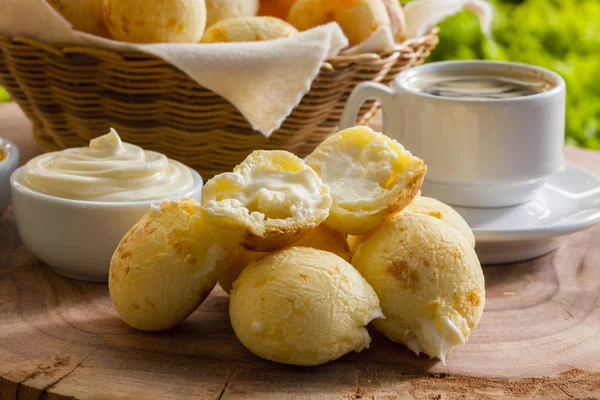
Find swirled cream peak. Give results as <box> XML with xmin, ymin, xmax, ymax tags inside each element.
<box><xmin>23</xmin><ymin>129</ymin><xmax>194</xmax><ymax>202</ymax></box>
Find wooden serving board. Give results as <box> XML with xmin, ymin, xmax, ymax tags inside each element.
<box><xmin>1</xmin><ymin>103</ymin><xmax>600</xmax><ymax>399</ymax></box>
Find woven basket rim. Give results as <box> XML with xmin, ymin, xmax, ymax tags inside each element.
<box><xmin>0</xmin><ymin>24</ymin><xmax>439</xmax><ymax>179</ymax></box>
<box><xmin>0</xmin><ymin>27</ymin><xmax>439</xmax><ymax>68</ymax></box>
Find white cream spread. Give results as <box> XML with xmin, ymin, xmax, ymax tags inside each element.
<box><xmin>403</xmin><ymin>333</ymin><xmax>424</xmax><ymax>356</ymax></box>
<box><xmin>355</xmin><ymin>307</ymin><xmax>384</xmax><ymax>352</ymax></box>
<box><xmin>22</xmin><ymin>129</ymin><xmax>194</xmax><ymax>202</ymax></box>
<box><xmin>204</xmin><ymin>160</ymin><xmax>330</xmax><ymax>222</ymax></box>
<box><xmin>149</xmin><ymin>203</ymin><xmax>163</xmax><ymax>216</ymax></box>
<box><xmin>412</xmin><ymin>315</ymin><xmax>469</xmax><ymax>365</ymax></box>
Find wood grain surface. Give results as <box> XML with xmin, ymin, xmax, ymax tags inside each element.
<box><xmin>1</xmin><ymin>104</ymin><xmax>600</xmax><ymax>399</ymax></box>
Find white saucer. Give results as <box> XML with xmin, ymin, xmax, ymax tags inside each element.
<box><xmin>450</xmin><ymin>164</ymin><xmax>600</xmax><ymax>265</ymax></box>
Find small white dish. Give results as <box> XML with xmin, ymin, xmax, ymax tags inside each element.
<box><xmin>0</xmin><ymin>138</ymin><xmax>20</xmax><ymax>216</ymax></box>
<box><xmin>10</xmin><ymin>167</ymin><xmax>204</xmax><ymax>282</ymax></box>
<box><xmin>454</xmin><ymin>164</ymin><xmax>600</xmax><ymax>264</ymax></box>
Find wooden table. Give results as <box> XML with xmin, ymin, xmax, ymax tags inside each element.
<box><xmin>1</xmin><ymin>103</ymin><xmax>599</xmax><ymax>400</ymax></box>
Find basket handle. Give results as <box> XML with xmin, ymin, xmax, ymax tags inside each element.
<box><xmin>340</xmin><ymin>82</ymin><xmax>396</xmax><ymax>134</ymax></box>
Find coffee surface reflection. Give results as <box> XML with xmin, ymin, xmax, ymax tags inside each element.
<box><xmin>407</xmin><ymin>73</ymin><xmax>553</xmax><ymax>100</ymax></box>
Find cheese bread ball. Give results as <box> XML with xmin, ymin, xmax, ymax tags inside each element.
<box><xmin>348</xmin><ymin>196</ymin><xmax>474</xmax><ymax>255</ymax></box>
<box><xmin>352</xmin><ymin>213</ymin><xmax>485</xmax><ymax>364</ymax></box>
<box><xmin>347</xmin><ymin>234</ymin><xmax>366</xmax><ymax>255</ymax></box>
<box><xmin>201</xmin><ymin>16</ymin><xmax>298</xmax><ymax>43</ymax></box>
<box><xmin>403</xmin><ymin>196</ymin><xmax>475</xmax><ymax>248</ymax></box>
<box><xmin>48</xmin><ymin>0</ymin><xmax>109</xmax><ymax>37</ymax></box>
<box><xmin>109</xmin><ymin>199</ymin><xmax>240</xmax><ymax>331</ymax></box>
<box><xmin>206</xmin><ymin>0</ymin><xmax>260</xmax><ymax>28</ymax></box>
<box><xmin>306</xmin><ymin>126</ymin><xmax>426</xmax><ymax>236</ymax></box>
<box><xmin>218</xmin><ymin>223</ymin><xmax>350</xmax><ymax>294</ymax></box>
<box><xmin>291</xmin><ymin>222</ymin><xmax>350</xmax><ymax>261</ymax></box>
<box><xmin>103</xmin><ymin>0</ymin><xmax>207</xmax><ymax>43</ymax></box>
<box><xmin>218</xmin><ymin>250</ymin><xmax>264</xmax><ymax>295</ymax></box>
<box><xmin>382</xmin><ymin>0</ymin><xmax>407</xmax><ymax>41</ymax></box>
<box><xmin>230</xmin><ymin>247</ymin><xmax>383</xmax><ymax>366</ymax></box>
<box><xmin>287</xmin><ymin>0</ymin><xmax>391</xmax><ymax>46</ymax></box>
<box><xmin>258</xmin><ymin>0</ymin><xmax>297</xmax><ymax>19</ymax></box>
<box><xmin>202</xmin><ymin>150</ymin><xmax>331</xmax><ymax>252</ymax></box>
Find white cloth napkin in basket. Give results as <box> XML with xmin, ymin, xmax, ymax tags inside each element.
<box><xmin>0</xmin><ymin>0</ymin><xmax>492</xmax><ymax>137</ymax></box>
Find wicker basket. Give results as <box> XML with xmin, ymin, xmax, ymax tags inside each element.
<box><xmin>0</xmin><ymin>30</ymin><xmax>439</xmax><ymax>178</ymax></box>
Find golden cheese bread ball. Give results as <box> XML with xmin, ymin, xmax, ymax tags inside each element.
<box><xmin>201</xmin><ymin>16</ymin><xmax>298</xmax><ymax>43</ymax></box>
<box><xmin>347</xmin><ymin>234</ymin><xmax>365</xmax><ymax>255</ymax></box>
<box><xmin>103</xmin><ymin>0</ymin><xmax>207</xmax><ymax>43</ymax></box>
<box><xmin>218</xmin><ymin>250</ymin><xmax>263</xmax><ymax>295</ymax></box>
<box><xmin>230</xmin><ymin>247</ymin><xmax>383</xmax><ymax>366</ymax></box>
<box><xmin>218</xmin><ymin>223</ymin><xmax>350</xmax><ymax>294</ymax></box>
<box><xmin>352</xmin><ymin>212</ymin><xmax>485</xmax><ymax>364</ymax></box>
<box><xmin>287</xmin><ymin>0</ymin><xmax>391</xmax><ymax>46</ymax></box>
<box><xmin>258</xmin><ymin>0</ymin><xmax>297</xmax><ymax>19</ymax></box>
<box><xmin>205</xmin><ymin>0</ymin><xmax>260</xmax><ymax>28</ymax></box>
<box><xmin>291</xmin><ymin>222</ymin><xmax>351</xmax><ymax>261</ymax></box>
<box><xmin>202</xmin><ymin>150</ymin><xmax>331</xmax><ymax>252</ymax></box>
<box><xmin>306</xmin><ymin>126</ymin><xmax>426</xmax><ymax>236</ymax></box>
<box><xmin>109</xmin><ymin>199</ymin><xmax>240</xmax><ymax>331</ymax></box>
<box><xmin>48</xmin><ymin>0</ymin><xmax>109</xmax><ymax>37</ymax></box>
<box><xmin>348</xmin><ymin>195</ymin><xmax>474</xmax><ymax>255</ymax></box>
<box><xmin>403</xmin><ymin>196</ymin><xmax>475</xmax><ymax>248</ymax></box>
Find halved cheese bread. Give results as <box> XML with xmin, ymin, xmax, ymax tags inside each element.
<box><xmin>202</xmin><ymin>150</ymin><xmax>331</xmax><ymax>251</ymax></box>
<box><xmin>306</xmin><ymin>126</ymin><xmax>426</xmax><ymax>235</ymax></box>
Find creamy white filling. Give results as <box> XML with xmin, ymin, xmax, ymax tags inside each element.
<box><xmin>23</xmin><ymin>129</ymin><xmax>194</xmax><ymax>202</ymax></box>
<box><xmin>149</xmin><ymin>203</ymin><xmax>163</xmax><ymax>216</ymax></box>
<box><xmin>311</xmin><ymin>137</ymin><xmax>412</xmax><ymax>207</ymax></box>
<box><xmin>414</xmin><ymin>315</ymin><xmax>469</xmax><ymax>365</ymax></box>
<box><xmin>204</xmin><ymin>243</ymin><xmax>225</xmax><ymax>272</ymax></box>
<box><xmin>403</xmin><ymin>330</ymin><xmax>424</xmax><ymax>356</ymax></box>
<box><xmin>364</xmin><ymin>307</ymin><xmax>386</xmax><ymax>326</ymax></box>
<box><xmin>205</xmin><ymin>163</ymin><xmax>329</xmax><ymax>222</ymax></box>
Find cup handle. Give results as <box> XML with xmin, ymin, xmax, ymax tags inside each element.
<box><xmin>339</xmin><ymin>82</ymin><xmax>396</xmax><ymax>133</ymax></box>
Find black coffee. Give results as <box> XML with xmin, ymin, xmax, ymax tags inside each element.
<box><xmin>407</xmin><ymin>73</ymin><xmax>552</xmax><ymax>100</ymax></box>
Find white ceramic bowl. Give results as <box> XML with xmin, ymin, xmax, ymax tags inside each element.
<box><xmin>0</xmin><ymin>138</ymin><xmax>20</xmax><ymax>216</ymax></box>
<box><xmin>10</xmin><ymin>167</ymin><xmax>203</xmax><ymax>282</ymax></box>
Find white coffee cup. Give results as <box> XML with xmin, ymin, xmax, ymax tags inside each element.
<box><xmin>340</xmin><ymin>61</ymin><xmax>566</xmax><ymax>208</ymax></box>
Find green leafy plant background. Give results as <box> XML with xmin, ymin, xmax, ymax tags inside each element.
<box><xmin>0</xmin><ymin>87</ymin><xmax>9</xmax><ymax>102</ymax></box>
<box><xmin>1</xmin><ymin>0</ymin><xmax>598</xmax><ymax>148</ymax></box>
